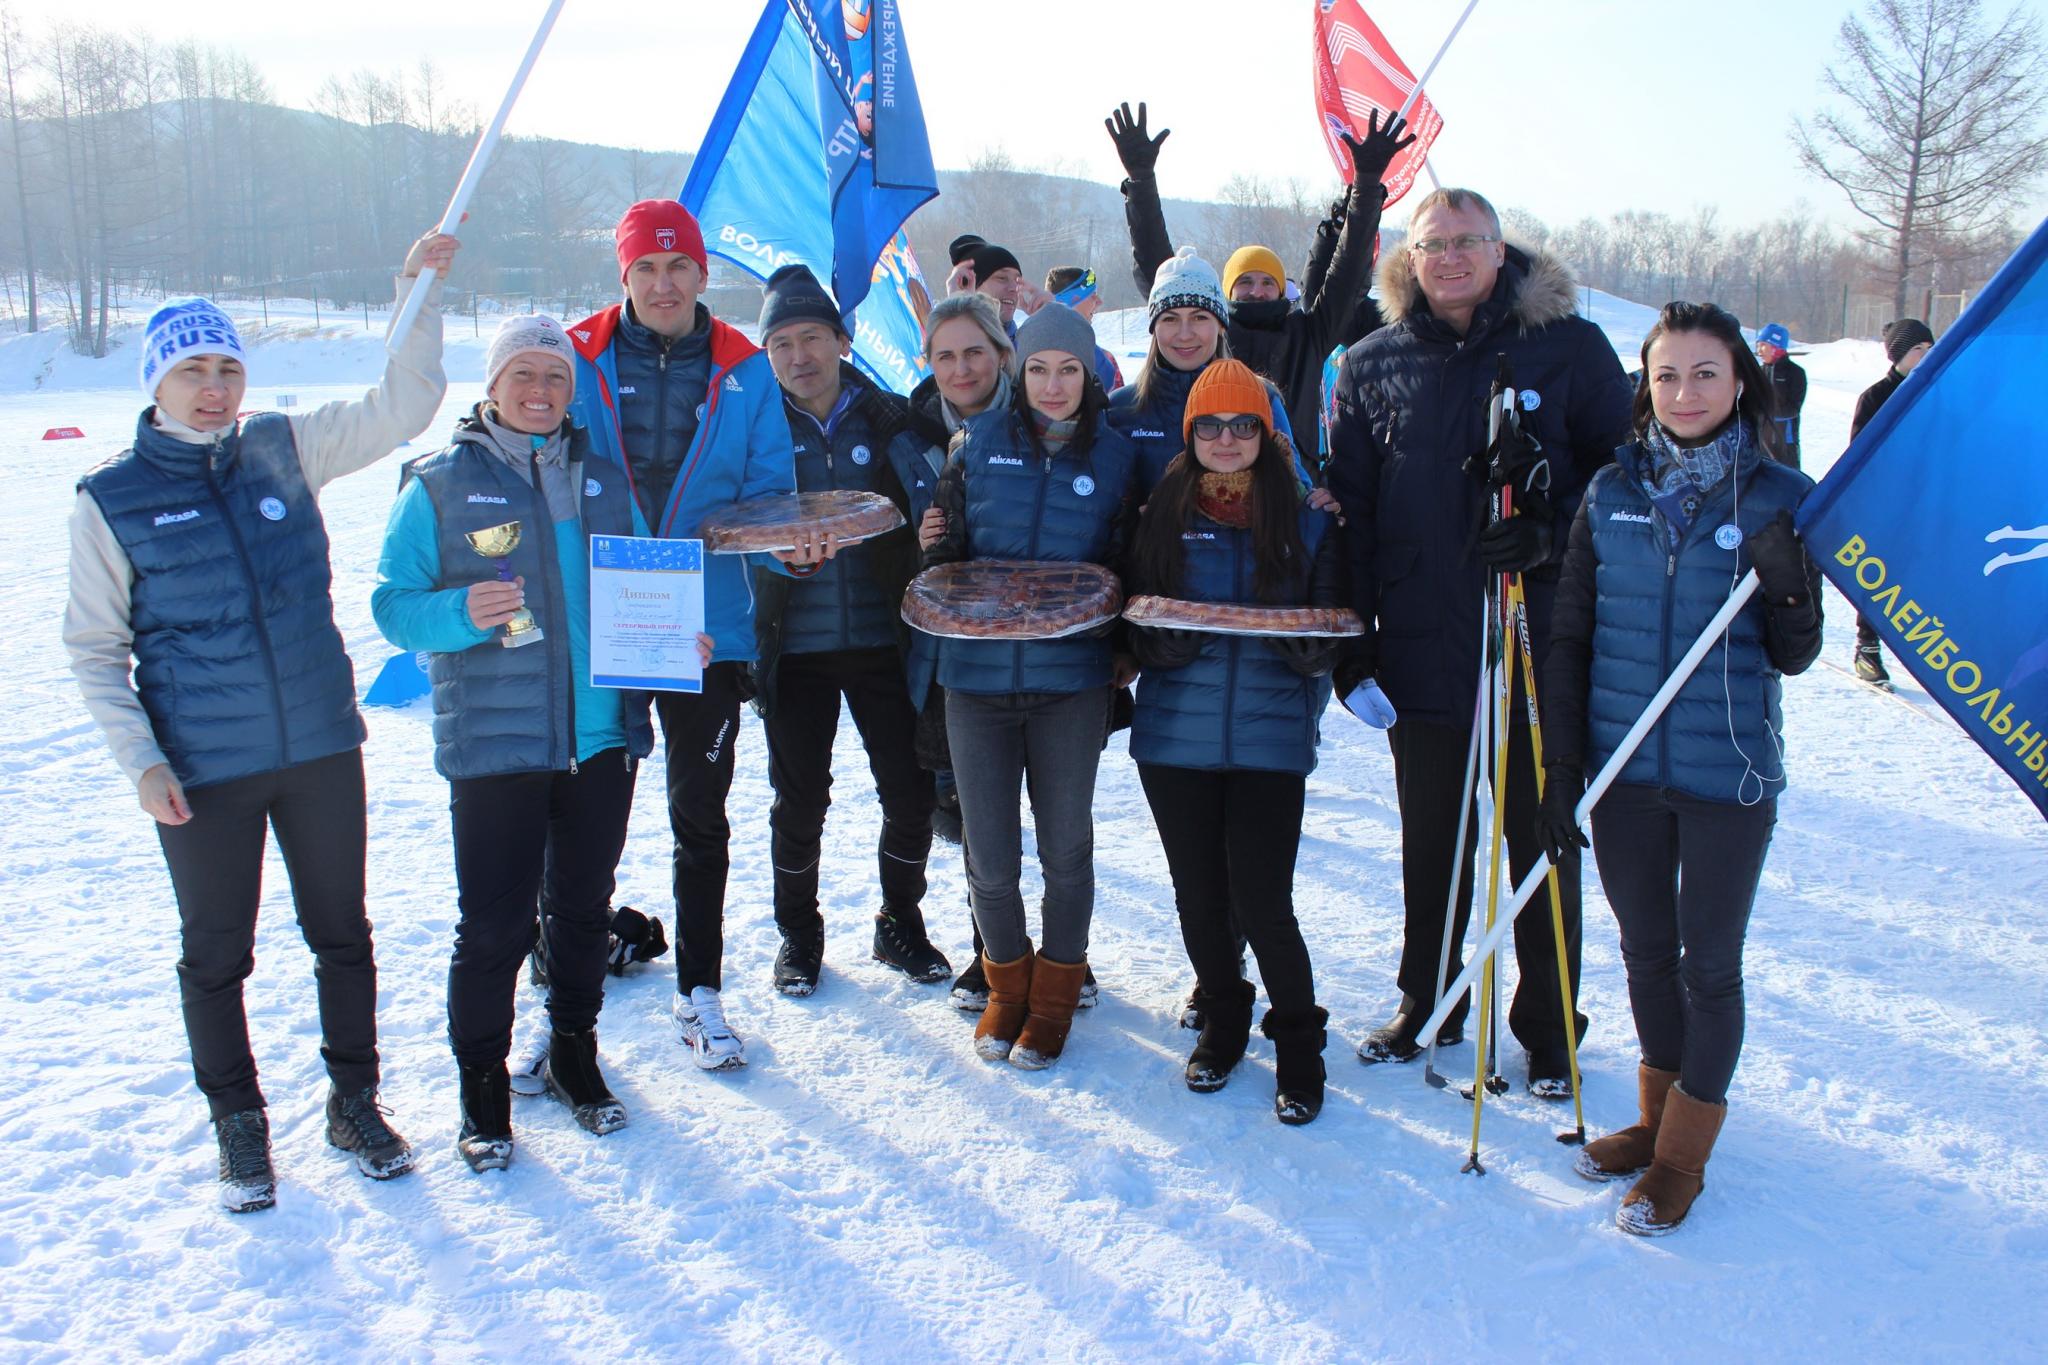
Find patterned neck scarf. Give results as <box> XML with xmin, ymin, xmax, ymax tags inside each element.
<box><xmin>1030</xmin><ymin>408</ymin><xmax>1080</xmax><ymax>457</ymax></box>
<box><xmin>1197</xmin><ymin>468</ymin><xmax>1255</xmax><ymax>528</ymax></box>
<box><xmin>1641</xmin><ymin>418</ymin><xmax>1749</xmax><ymax>496</ymax></box>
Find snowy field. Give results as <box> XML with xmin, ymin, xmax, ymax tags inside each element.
<box><xmin>1</xmin><ymin>297</ymin><xmax>2045</xmax><ymax>1363</ymax></box>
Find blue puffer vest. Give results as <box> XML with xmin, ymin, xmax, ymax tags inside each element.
<box><xmin>1131</xmin><ymin>507</ymin><xmax>1335</xmax><ymax>774</ymax></box>
<box><xmin>777</xmin><ymin>374</ymin><xmax>916</xmax><ymax>658</ymax></box>
<box><xmin>1583</xmin><ymin>439</ymin><xmax>1816</xmax><ymax>802</ymax></box>
<box><xmin>81</xmin><ymin>410</ymin><xmax>363</xmax><ymax>788</ymax></box>
<box><xmin>403</xmin><ymin>430</ymin><xmax>648</xmax><ymax>780</ymax></box>
<box><xmin>930</xmin><ymin>409</ymin><xmax>1138</xmax><ymax>697</ymax></box>
<box><xmin>1108</xmin><ymin>362</ymin><xmax>1296</xmax><ymax>492</ymax></box>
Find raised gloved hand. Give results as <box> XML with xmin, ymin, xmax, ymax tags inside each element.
<box><xmin>1105</xmin><ymin>101</ymin><xmax>1170</xmax><ymax>179</ymax></box>
<box><xmin>1478</xmin><ymin>515</ymin><xmax>1554</xmax><ymax>573</ymax></box>
<box><xmin>1269</xmin><ymin>633</ymin><xmax>1339</xmax><ymax>677</ymax></box>
<box><xmin>1342</xmin><ymin>108</ymin><xmax>1417</xmax><ymax>191</ymax></box>
<box><xmin>1536</xmin><ymin>767</ymin><xmax>1589</xmax><ymax>867</ymax></box>
<box><xmin>1746</xmin><ymin>508</ymin><xmax>1811</xmax><ymax>606</ymax></box>
<box><xmin>1131</xmin><ymin>624</ymin><xmax>1203</xmax><ymax>671</ymax></box>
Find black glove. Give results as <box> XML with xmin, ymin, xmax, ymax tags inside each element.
<box><xmin>1342</xmin><ymin>109</ymin><xmax>1416</xmax><ymax>191</ymax></box>
<box><xmin>1536</xmin><ymin>767</ymin><xmax>1589</xmax><ymax>867</ymax></box>
<box><xmin>1269</xmin><ymin>633</ymin><xmax>1339</xmax><ymax>677</ymax></box>
<box><xmin>1746</xmin><ymin>508</ymin><xmax>1810</xmax><ymax>606</ymax></box>
<box><xmin>1131</xmin><ymin>624</ymin><xmax>1203</xmax><ymax>671</ymax></box>
<box><xmin>1105</xmin><ymin>101</ymin><xmax>1170</xmax><ymax>179</ymax></box>
<box><xmin>1477</xmin><ymin>515</ymin><xmax>1554</xmax><ymax>573</ymax></box>
<box><xmin>606</xmin><ymin>905</ymin><xmax>669</xmax><ymax>976</ymax></box>
<box><xmin>1333</xmin><ymin>641</ymin><xmax>1378</xmax><ymax>700</ymax></box>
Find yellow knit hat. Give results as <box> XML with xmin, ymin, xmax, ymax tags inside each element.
<box><xmin>1222</xmin><ymin>245</ymin><xmax>1287</xmax><ymax>299</ymax></box>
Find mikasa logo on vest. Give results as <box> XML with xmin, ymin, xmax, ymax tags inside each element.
<box><xmin>1610</xmin><ymin>510</ymin><xmax>1653</xmax><ymax>524</ymax></box>
<box><xmin>153</xmin><ymin>509</ymin><xmax>200</xmax><ymax>527</ymax></box>
<box><xmin>988</xmin><ymin>456</ymin><xmax>1025</xmax><ymax>467</ymax></box>
<box><xmin>468</xmin><ymin>493</ymin><xmax>511</xmax><ymax>505</ymax></box>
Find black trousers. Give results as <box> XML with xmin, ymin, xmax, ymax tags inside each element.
<box><xmin>654</xmin><ymin>662</ymin><xmax>747</xmax><ymax>993</ymax></box>
<box><xmin>156</xmin><ymin>747</ymin><xmax>378</xmax><ymax>1120</ymax></box>
<box><xmin>448</xmin><ymin>750</ymin><xmax>635</xmax><ymax>1067</ymax></box>
<box><xmin>1138</xmin><ymin>765</ymin><xmax>1316</xmax><ymax>1017</ymax></box>
<box><xmin>764</xmin><ymin>647</ymin><xmax>934</xmax><ymax>934</ymax></box>
<box><xmin>1386</xmin><ymin>714</ymin><xmax>1583</xmax><ymax>1062</ymax></box>
<box><xmin>1592</xmin><ymin>784</ymin><xmax>1775</xmax><ymax>1105</ymax></box>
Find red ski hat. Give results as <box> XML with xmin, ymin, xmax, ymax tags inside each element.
<box><xmin>615</xmin><ymin>200</ymin><xmax>708</xmax><ymax>282</ymax></box>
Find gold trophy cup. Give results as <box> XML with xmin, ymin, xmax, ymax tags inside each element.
<box><xmin>465</xmin><ymin>521</ymin><xmax>543</xmax><ymax>648</ymax></box>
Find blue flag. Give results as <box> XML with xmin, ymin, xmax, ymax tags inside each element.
<box><xmin>1798</xmin><ymin>215</ymin><xmax>2048</xmax><ymax>819</ymax></box>
<box><xmin>681</xmin><ymin>0</ymin><xmax>938</xmax><ymax>394</ymax></box>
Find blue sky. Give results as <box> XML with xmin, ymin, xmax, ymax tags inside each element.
<box><xmin>64</xmin><ymin>0</ymin><xmax>2048</xmax><ymax>233</ymax></box>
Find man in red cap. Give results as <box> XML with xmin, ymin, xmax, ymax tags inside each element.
<box><xmin>565</xmin><ymin>200</ymin><xmax>814</xmax><ymax>1071</ymax></box>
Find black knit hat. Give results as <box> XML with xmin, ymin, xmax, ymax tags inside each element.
<box><xmin>759</xmin><ymin>263</ymin><xmax>844</xmax><ymax>340</ymax></box>
<box><xmin>1883</xmin><ymin>318</ymin><xmax>1935</xmax><ymax>366</ymax></box>
<box><xmin>948</xmin><ymin>232</ymin><xmax>1021</xmax><ymax>286</ymax></box>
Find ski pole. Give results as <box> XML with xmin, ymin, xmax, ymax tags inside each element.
<box><xmin>1507</xmin><ymin>570</ymin><xmax>1588</xmax><ymax>1145</ymax></box>
<box><xmin>1423</xmin><ymin>607</ymin><xmax>1489</xmax><ymax>1092</ymax></box>
<box><xmin>1416</xmin><ymin>571</ymin><xmax>1765</xmax><ymax>1049</ymax></box>
<box><xmin>388</xmin><ymin>0</ymin><xmax>567</xmax><ymax>355</ymax></box>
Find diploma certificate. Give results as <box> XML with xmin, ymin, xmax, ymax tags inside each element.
<box><xmin>589</xmin><ymin>535</ymin><xmax>706</xmax><ymax>693</ymax></box>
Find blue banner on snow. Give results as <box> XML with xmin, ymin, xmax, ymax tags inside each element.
<box><xmin>681</xmin><ymin>0</ymin><xmax>938</xmax><ymax>395</ymax></box>
<box><xmin>1797</xmin><ymin>214</ymin><xmax>2048</xmax><ymax>820</ymax></box>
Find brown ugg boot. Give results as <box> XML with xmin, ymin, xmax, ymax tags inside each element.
<box><xmin>1617</xmin><ymin>1085</ymin><xmax>1726</xmax><ymax>1236</ymax></box>
<box><xmin>1574</xmin><ymin>1064</ymin><xmax>1679</xmax><ymax>1182</ymax></box>
<box><xmin>972</xmin><ymin>950</ymin><xmax>1035</xmax><ymax>1062</ymax></box>
<box><xmin>1010</xmin><ymin>955</ymin><xmax>1089</xmax><ymax>1070</ymax></box>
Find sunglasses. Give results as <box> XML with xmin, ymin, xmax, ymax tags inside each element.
<box><xmin>1191</xmin><ymin>415</ymin><xmax>1264</xmax><ymax>441</ymax></box>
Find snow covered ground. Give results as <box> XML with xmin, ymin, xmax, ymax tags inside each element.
<box><xmin>2</xmin><ymin>298</ymin><xmax>2045</xmax><ymax>1363</ymax></box>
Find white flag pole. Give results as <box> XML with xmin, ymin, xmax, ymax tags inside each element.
<box><xmin>1414</xmin><ymin>571</ymin><xmax>1766</xmax><ymax>1049</ymax></box>
<box><xmin>387</xmin><ymin>0</ymin><xmax>568</xmax><ymax>355</ymax></box>
<box><xmin>1394</xmin><ymin>0</ymin><xmax>1481</xmax><ymax>124</ymax></box>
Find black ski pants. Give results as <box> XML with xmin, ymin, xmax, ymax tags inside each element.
<box><xmin>1138</xmin><ymin>764</ymin><xmax>1316</xmax><ymax>1018</ymax></box>
<box><xmin>764</xmin><ymin>647</ymin><xmax>934</xmax><ymax>935</ymax></box>
<box><xmin>156</xmin><ymin>747</ymin><xmax>379</xmax><ymax>1120</ymax></box>
<box><xmin>1591</xmin><ymin>784</ymin><xmax>1775</xmax><ymax>1106</ymax></box>
<box><xmin>655</xmin><ymin>662</ymin><xmax>746</xmax><ymax>993</ymax></box>
<box><xmin>1386</xmin><ymin>714</ymin><xmax>1584</xmax><ymax>1064</ymax></box>
<box><xmin>448</xmin><ymin>750</ymin><xmax>635</xmax><ymax>1067</ymax></box>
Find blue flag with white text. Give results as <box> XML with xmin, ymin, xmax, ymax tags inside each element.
<box><xmin>681</xmin><ymin>0</ymin><xmax>938</xmax><ymax>394</ymax></box>
<box><xmin>1797</xmin><ymin>215</ymin><xmax>2048</xmax><ymax>819</ymax></box>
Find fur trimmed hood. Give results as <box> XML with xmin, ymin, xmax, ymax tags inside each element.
<box><xmin>1374</xmin><ymin>239</ymin><xmax>1580</xmax><ymax>332</ymax></box>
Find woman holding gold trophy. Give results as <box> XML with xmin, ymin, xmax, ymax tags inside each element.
<box><xmin>373</xmin><ymin>315</ymin><xmax>707</xmax><ymax>1172</ymax></box>
<box><xmin>63</xmin><ymin>228</ymin><xmax>457</xmax><ymax>1213</ymax></box>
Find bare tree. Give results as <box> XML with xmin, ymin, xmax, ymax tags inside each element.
<box><xmin>1794</xmin><ymin>0</ymin><xmax>2048</xmax><ymax>314</ymax></box>
<box><xmin>1</xmin><ymin>4</ymin><xmax>35</xmax><ymax>329</ymax></box>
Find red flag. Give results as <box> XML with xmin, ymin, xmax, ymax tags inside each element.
<box><xmin>41</xmin><ymin>427</ymin><xmax>83</xmax><ymax>440</ymax></box>
<box><xmin>1312</xmin><ymin>0</ymin><xmax>1445</xmax><ymax>204</ymax></box>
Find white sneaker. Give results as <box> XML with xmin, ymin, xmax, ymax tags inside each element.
<box><xmin>672</xmin><ymin>986</ymin><xmax>746</xmax><ymax>1070</ymax></box>
<box><xmin>508</xmin><ymin>1021</ymin><xmax>550</xmax><ymax>1097</ymax></box>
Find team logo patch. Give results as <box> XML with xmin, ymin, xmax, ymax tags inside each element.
<box><xmin>851</xmin><ymin>444</ymin><xmax>871</xmax><ymax>466</ymax></box>
<box><xmin>1715</xmin><ymin>523</ymin><xmax>1744</xmax><ymax>550</ymax></box>
<box><xmin>1519</xmin><ymin>389</ymin><xmax>1542</xmax><ymax>412</ymax></box>
<box><xmin>585</xmin><ymin>478</ymin><xmax>602</xmax><ymax>497</ymax></box>
<box><xmin>258</xmin><ymin>497</ymin><xmax>287</xmax><ymax>521</ymax></box>
<box><xmin>1072</xmin><ymin>474</ymin><xmax>1096</xmax><ymax>497</ymax></box>
<box><xmin>654</xmin><ymin>227</ymin><xmax>677</xmax><ymax>251</ymax></box>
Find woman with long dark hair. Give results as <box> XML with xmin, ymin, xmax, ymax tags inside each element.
<box><xmin>1125</xmin><ymin>360</ymin><xmax>1345</xmax><ymax>1123</ymax></box>
<box><xmin>1539</xmin><ymin>301</ymin><xmax>1823</xmax><ymax>1234</ymax></box>
<box><xmin>916</xmin><ymin>303</ymin><xmax>1139</xmax><ymax>1071</ymax></box>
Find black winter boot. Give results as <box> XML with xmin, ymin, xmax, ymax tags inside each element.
<box><xmin>542</xmin><ymin>1028</ymin><xmax>628</xmax><ymax>1134</ymax></box>
<box><xmin>1184</xmin><ymin>980</ymin><xmax>1257</xmax><ymax>1092</ymax></box>
<box><xmin>773</xmin><ymin>923</ymin><xmax>825</xmax><ymax>996</ymax></box>
<box><xmin>1264</xmin><ymin>1006</ymin><xmax>1330</xmax><ymax>1125</ymax></box>
<box><xmin>213</xmin><ymin>1107</ymin><xmax>276</xmax><ymax>1213</ymax></box>
<box><xmin>606</xmin><ymin>904</ymin><xmax>669</xmax><ymax>975</ymax></box>
<box><xmin>873</xmin><ymin>905</ymin><xmax>952</xmax><ymax>982</ymax></box>
<box><xmin>456</xmin><ymin>1062</ymin><xmax>513</xmax><ymax>1172</ymax></box>
<box><xmin>326</xmin><ymin>1085</ymin><xmax>415</xmax><ymax>1179</ymax></box>
<box><xmin>952</xmin><ymin>917</ymin><xmax>989</xmax><ymax>1010</ymax></box>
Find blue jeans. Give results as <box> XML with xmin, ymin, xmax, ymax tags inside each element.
<box><xmin>944</xmin><ymin>688</ymin><xmax>1108</xmax><ymax>964</ymax></box>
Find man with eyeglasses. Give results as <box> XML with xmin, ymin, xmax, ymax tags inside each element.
<box><xmin>1325</xmin><ymin>187</ymin><xmax>1633</xmax><ymax>1095</ymax></box>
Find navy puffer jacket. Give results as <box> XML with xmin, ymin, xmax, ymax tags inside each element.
<box><xmin>917</xmin><ymin>403</ymin><xmax>1139</xmax><ymax>697</ymax></box>
<box><xmin>79</xmin><ymin>411</ymin><xmax>363</xmax><ymax>789</ymax></box>
<box><xmin>1545</xmin><ymin>434</ymin><xmax>1822</xmax><ymax>803</ymax></box>
<box><xmin>1129</xmin><ymin>504</ymin><xmax>1342</xmax><ymax>774</ymax></box>
<box><xmin>1325</xmin><ymin>242</ymin><xmax>1635</xmax><ymax>726</ymax></box>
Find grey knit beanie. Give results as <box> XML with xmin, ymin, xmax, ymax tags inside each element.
<box><xmin>1013</xmin><ymin>302</ymin><xmax>1098</xmax><ymax>370</ymax></box>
